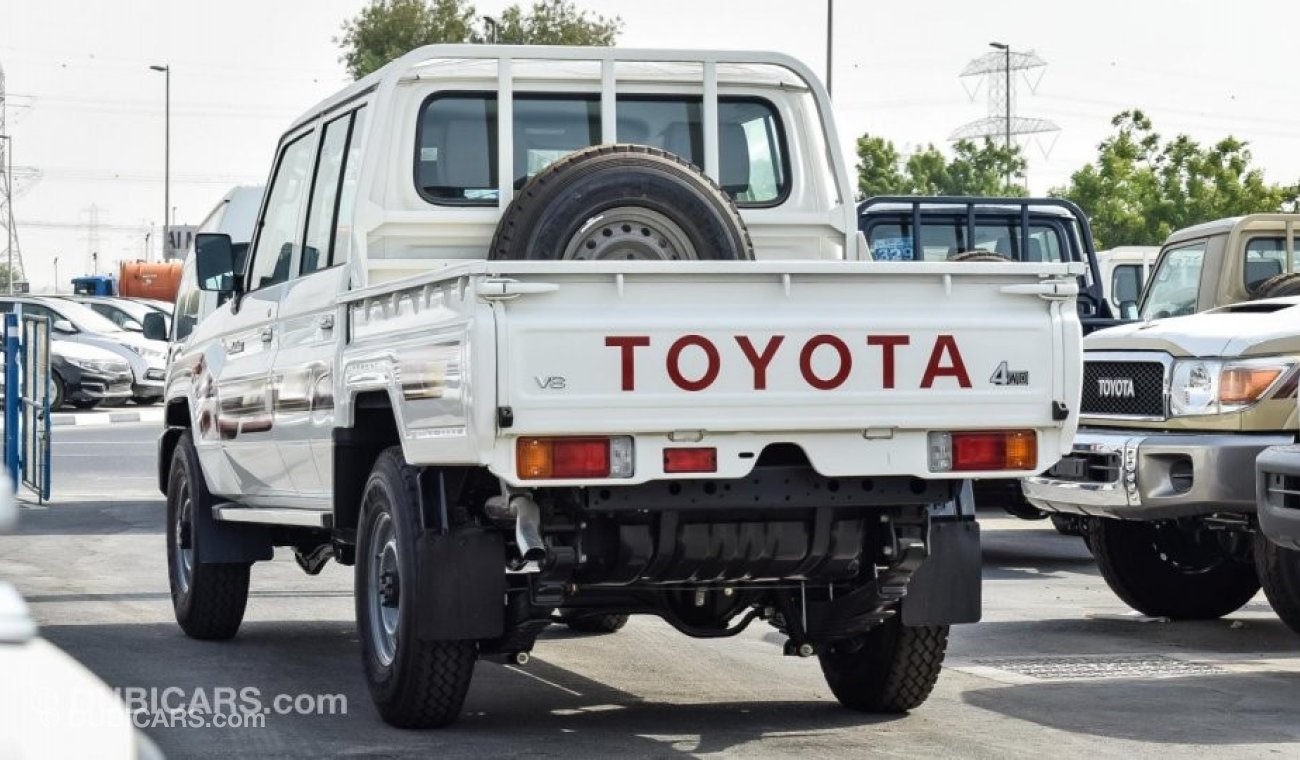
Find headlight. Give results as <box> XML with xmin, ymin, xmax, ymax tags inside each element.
<box><xmin>65</xmin><ymin>357</ymin><xmax>127</xmax><ymax>373</ymax></box>
<box><xmin>1170</xmin><ymin>358</ymin><xmax>1293</xmax><ymax>416</ymax></box>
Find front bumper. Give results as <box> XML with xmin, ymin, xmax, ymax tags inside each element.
<box><xmin>1023</xmin><ymin>428</ymin><xmax>1293</xmax><ymax>520</ymax></box>
<box><xmin>131</xmin><ymin>367</ymin><xmax>166</xmax><ymax>399</ymax></box>
<box><xmin>69</xmin><ymin>369</ymin><xmax>133</xmax><ymax>403</ymax></box>
<box><xmin>1258</xmin><ymin>445</ymin><xmax>1300</xmax><ymax>551</ymax></box>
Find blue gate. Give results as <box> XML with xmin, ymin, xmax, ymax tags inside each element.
<box><xmin>3</xmin><ymin>313</ymin><xmax>51</xmax><ymax>502</ymax></box>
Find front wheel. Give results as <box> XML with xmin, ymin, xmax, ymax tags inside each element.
<box><xmin>818</xmin><ymin>615</ymin><xmax>948</xmax><ymax>713</ymax></box>
<box><xmin>356</xmin><ymin>448</ymin><xmax>477</xmax><ymax>729</ymax></box>
<box><xmin>167</xmin><ymin>431</ymin><xmax>250</xmax><ymax>639</ymax></box>
<box><xmin>1255</xmin><ymin>532</ymin><xmax>1300</xmax><ymax>635</ymax></box>
<box><xmin>1089</xmin><ymin>518</ymin><xmax>1259</xmax><ymax>619</ymax></box>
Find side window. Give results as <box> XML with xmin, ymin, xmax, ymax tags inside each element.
<box><xmin>1244</xmin><ymin>237</ymin><xmax>1287</xmax><ymax>291</ymax></box>
<box><xmin>302</xmin><ymin>114</ymin><xmax>352</xmax><ymax>275</ymax></box>
<box><xmin>416</xmin><ymin>95</ymin><xmax>498</xmax><ymax>203</ymax></box>
<box><xmin>333</xmin><ymin>108</ymin><xmax>367</xmax><ymax>267</ymax></box>
<box><xmin>1111</xmin><ymin>264</ymin><xmax>1143</xmax><ymax>306</ymax></box>
<box><xmin>248</xmin><ymin>133</ymin><xmax>316</xmax><ymax>291</ymax></box>
<box><xmin>1142</xmin><ymin>242</ymin><xmax>1207</xmax><ymax>319</ymax></box>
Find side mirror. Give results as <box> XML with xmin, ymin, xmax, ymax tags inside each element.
<box><xmin>1119</xmin><ymin>300</ymin><xmax>1139</xmax><ymax>320</ymax></box>
<box><xmin>51</xmin><ymin>319</ymin><xmax>75</xmax><ymax>334</ymax></box>
<box><xmin>142</xmin><ymin>312</ymin><xmax>169</xmax><ymax>341</ymax></box>
<box><xmin>195</xmin><ymin>233</ymin><xmax>238</xmax><ymax>293</ymax></box>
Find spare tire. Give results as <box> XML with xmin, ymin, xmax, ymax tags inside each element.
<box><xmin>949</xmin><ymin>251</ymin><xmax>1013</xmax><ymax>263</ymax></box>
<box><xmin>1251</xmin><ymin>273</ymin><xmax>1300</xmax><ymax>299</ymax></box>
<box><xmin>489</xmin><ymin>144</ymin><xmax>752</xmax><ymax>261</ymax></box>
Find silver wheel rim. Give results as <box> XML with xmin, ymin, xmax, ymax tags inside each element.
<box><xmin>368</xmin><ymin>511</ymin><xmax>400</xmax><ymax>667</ymax></box>
<box><xmin>560</xmin><ymin>206</ymin><xmax>698</xmax><ymax>261</ymax></box>
<box><xmin>173</xmin><ymin>477</ymin><xmax>194</xmax><ymax>596</ymax></box>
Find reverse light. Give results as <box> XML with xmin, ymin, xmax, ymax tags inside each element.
<box><xmin>516</xmin><ymin>436</ymin><xmax>634</xmax><ymax>480</ymax></box>
<box><xmin>663</xmin><ymin>447</ymin><xmax>717</xmax><ymax>474</ymax></box>
<box><xmin>928</xmin><ymin>430</ymin><xmax>1037</xmax><ymax>472</ymax></box>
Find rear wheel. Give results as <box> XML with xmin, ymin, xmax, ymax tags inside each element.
<box><xmin>558</xmin><ymin>610</ymin><xmax>629</xmax><ymax>634</ymax></box>
<box><xmin>818</xmin><ymin>615</ymin><xmax>948</xmax><ymax>713</ymax></box>
<box><xmin>1089</xmin><ymin>518</ymin><xmax>1259</xmax><ymax>619</ymax></box>
<box><xmin>70</xmin><ymin>399</ymin><xmax>98</xmax><ymax>410</ymax></box>
<box><xmin>356</xmin><ymin>448</ymin><xmax>477</xmax><ymax>729</ymax></box>
<box><xmin>1255</xmin><ymin>532</ymin><xmax>1300</xmax><ymax>635</ymax></box>
<box><xmin>490</xmin><ymin>144</ymin><xmax>752</xmax><ymax>262</ymax></box>
<box><xmin>167</xmin><ymin>432</ymin><xmax>250</xmax><ymax>640</ymax></box>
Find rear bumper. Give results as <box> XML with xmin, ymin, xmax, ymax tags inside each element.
<box><xmin>1023</xmin><ymin>428</ymin><xmax>1293</xmax><ymax>520</ymax></box>
<box><xmin>1257</xmin><ymin>445</ymin><xmax>1300</xmax><ymax>551</ymax></box>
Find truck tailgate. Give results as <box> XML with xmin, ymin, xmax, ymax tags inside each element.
<box><xmin>485</xmin><ymin>261</ymin><xmax>1082</xmax><ymax>481</ymax></box>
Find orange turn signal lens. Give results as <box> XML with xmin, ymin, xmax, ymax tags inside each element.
<box><xmin>517</xmin><ymin>437</ymin><xmax>554</xmax><ymax>479</ymax></box>
<box><xmin>1220</xmin><ymin>367</ymin><xmax>1283</xmax><ymax>405</ymax></box>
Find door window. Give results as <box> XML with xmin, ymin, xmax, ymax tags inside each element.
<box><xmin>302</xmin><ymin>112</ymin><xmax>353</xmax><ymax>275</ymax></box>
<box><xmin>1111</xmin><ymin>264</ymin><xmax>1144</xmax><ymax>306</ymax></box>
<box><xmin>1141</xmin><ymin>242</ymin><xmax>1206</xmax><ymax>319</ymax></box>
<box><xmin>248</xmin><ymin>133</ymin><xmax>316</xmax><ymax>291</ymax></box>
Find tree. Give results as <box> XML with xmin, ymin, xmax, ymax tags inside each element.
<box><xmin>1053</xmin><ymin>110</ymin><xmax>1300</xmax><ymax>247</ymax></box>
<box><xmin>338</xmin><ymin>0</ymin><xmax>621</xmax><ymax>80</ymax></box>
<box><xmin>854</xmin><ymin>133</ymin><xmax>1027</xmax><ymax>199</ymax></box>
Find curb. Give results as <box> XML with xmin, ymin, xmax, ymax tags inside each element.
<box><xmin>48</xmin><ymin>408</ymin><xmax>166</xmax><ymax>427</ymax></box>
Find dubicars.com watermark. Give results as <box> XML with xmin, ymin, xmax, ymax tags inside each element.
<box><xmin>31</xmin><ymin>686</ymin><xmax>347</xmax><ymax>730</ymax></box>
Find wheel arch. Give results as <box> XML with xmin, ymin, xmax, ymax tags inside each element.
<box><xmin>158</xmin><ymin>398</ymin><xmax>192</xmax><ymax>496</ymax></box>
<box><xmin>333</xmin><ymin>390</ymin><xmax>402</xmax><ymax>536</ymax></box>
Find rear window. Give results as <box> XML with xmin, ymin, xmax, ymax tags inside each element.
<box><xmin>1242</xmin><ymin>237</ymin><xmax>1296</xmax><ymax>290</ymax></box>
<box><xmin>415</xmin><ymin>93</ymin><xmax>789</xmax><ymax>207</ymax></box>
<box><xmin>864</xmin><ymin>218</ymin><xmax>1065</xmax><ymax>262</ymax></box>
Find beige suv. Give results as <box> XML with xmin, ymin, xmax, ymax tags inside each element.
<box><xmin>1136</xmin><ymin>214</ymin><xmax>1300</xmax><ymax>320</ymax></box>
<box><xmin>1023</xmin><ymin>295</ymin><xmax>1300</xmax><ymax>623</ymax></box>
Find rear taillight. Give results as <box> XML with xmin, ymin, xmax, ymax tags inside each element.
<box><xmin>516</xmin><ymin>436</ymin><xmax>634</xmax><ymax>480</ymax></box>
<box><xmin>928</xmin><ymin>430</ymin><xmax>1036</xmax><ymax>472</ymax></box>
<box><xmin>664</xmin><ymin>447</ymin><xmax>717</xmax><ymax>473</ymax></box>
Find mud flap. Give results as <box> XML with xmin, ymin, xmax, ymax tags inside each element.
<box><xmin>194</xmin><ymin>503</ymin><xmax>273</xmax><ymax>564</ymax></box>
<box><xmin>415</xmin><ymin>528</ymin><xmax>507</xmax><ymax>640</ymax></box>
<box><xmin>902</xmin><ymin>519</ymin><xmax>982</xmax><ymax>626</ymax></box>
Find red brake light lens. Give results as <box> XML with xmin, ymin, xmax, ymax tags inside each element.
<box><xmin>929</xmin><ymin>430</ymin><xmax>1036</xmax><ymax>472</ymax></box>
<box><xmin>551</xmin><ymin>438</ymin><xmax>610</xmax><ymax>478</ymax></box>
<box><xmin>664</xmin><ymin>447</ymin><xmax>717</xmax><ymax>473</ymax></box>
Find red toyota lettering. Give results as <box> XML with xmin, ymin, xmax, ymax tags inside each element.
<box><xmin>735</xmin><ymin>335</ymin><xmax>785</xmax><ymax>390</ymax></box>
<box><xmin>667</xmin><ymin>335</ymin><xmax>721</xmax><ymax>391</ymax></box>
<box><xmin>920</xmin><ymin>335</ymin><xmax>971</xmax><ymax>388</ymax></box>
<box><xmin>605</xmin><ymin>336</ymin><xmax>650</xmax><ymax>391</ymax></box>
<box><xmin>799</xmin><ymin>334</ymin><xmax>852</xmax><ymax>390</ymax></box>
<box><xmin>867</xmin><ymin>335</ymin><xmax>909</xmax><ymax>389</ymax></box>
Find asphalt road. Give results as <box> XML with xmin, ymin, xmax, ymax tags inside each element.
<box><xmin>3</xmin><ymin>422</ymin><xmax>1300</xmax><ymax>758</ymax></box>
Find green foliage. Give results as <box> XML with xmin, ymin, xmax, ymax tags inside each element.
<box><xmin>1052</xmin><ymin>110</ymin><xmax>1300</xmax><ymax>247</ymax></box>
<box><xmin>338</xmin><ymin>0</ymin><xmax>621</xmax><ymax>79</ymax></box>
<box><xmin>855</xmin><ymin>134</ymin><xmax>1027</xmax><ymax>199</ymax></box>
<box><xmin>0</xmin><ymin>264</ymin><xmax>21</xmax><ymax>291</ymax></box>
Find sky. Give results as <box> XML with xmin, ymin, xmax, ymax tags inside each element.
<box><xmin>2</xmin><ymin>0</ymin><xmax>1298</xmax><ymax>291</ymax></box>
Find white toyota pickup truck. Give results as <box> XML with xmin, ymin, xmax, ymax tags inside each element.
<box><xmin>157</xmin><ymin>45</ymin><xmax>1083</xmax><ymax>728</ymax></box>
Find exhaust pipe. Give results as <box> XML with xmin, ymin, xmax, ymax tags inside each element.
<box><xmin>512</xmin><ymin>495</ymin><xmax>548</xmax><ymax>564</ymax></box>
<box><xmin>485</xmin><ymin>493</ymin><xmax>548</xmax><ymax>564</ymax></box>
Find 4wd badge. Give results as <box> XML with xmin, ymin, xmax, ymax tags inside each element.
<box><xmin>989</xmin><ymin>361</ymin><xmax>1029</xmax><ymax>386</ymax></box>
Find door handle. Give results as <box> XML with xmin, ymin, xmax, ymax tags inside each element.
<box><xmin>261</xmin><ymin>327</ymin><xmax>274</xmax><ymax>343</ymax></box>
<box><xmin>227</xmin><ymin>340</ymin><xmax>245</xmax><ymax>355</ymax></box>
<box><xmin>318</xmin><ymin>314</ymin><xmax>335</xmax><ymax>331</ymax></box>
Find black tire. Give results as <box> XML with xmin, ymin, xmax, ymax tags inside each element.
<box><xmin>1051</xmin><ymin>514</ymin><xmax>1084</xmax><ymax>536</ymax></box>
<box><xmin>949</xmin><ymin>251</ymin><xmax>1013</xmax><ymax>263</ymax></box>
<box><xmin>356</xmin><ymin>447</ymin><xmax>477</xmax><ymax>729</ymax></box>
<box><xmin>1251</xmin><ymin>272</ymin><xmax>1300</xmax><ymax>299</ymax></box>
<box><xmin>818</xmin><ymin>616</ymin><xmax>948</xmax><ymax>713</ymax></box>
<box><xmin>50</xmin><ymin>373</ymin><xmax>65</xmax><ymax>411</ymax></box>
<box><xmin>133</xmin><ymin>395</ymin><xmax>162</xmax><ymax>406</ymax></box>
<box><xmin>1255</xmin><ymin>532</ymin><xmax>1300</xmax><ymax>635</ymax></box>
<box><xmin>1088</xmin><ymin>518</ymin><xmax>1259</xmax><ymax>619</ymax></box>
<box><xmin>167</xmin><ymin>431</ymin><xmax>250</xmax><ymax>640</ymax></box>
<box><xmin>70</xmin><ymin>399</ymin><xmax>99</xmax><ymax>410</ymax></box>
<box><xmin>489</xmin><ymin>144</ymin><xmax>752</xmax><ymax>262</ymax></box>
<box><xmin>558</xmin><ymin>610</ymin><xmax>629</xmax><ymax>634</ymax></box>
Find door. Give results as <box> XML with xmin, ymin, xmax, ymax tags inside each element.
<box><xmin>211</xmin><ymin>129</ymin><xmax>316</xmax><ymax>498</ymax></box>
<box><xmin>271</xmin><ymin>107</ymin><xmax>366</xmax><ymax>501</ymax></box>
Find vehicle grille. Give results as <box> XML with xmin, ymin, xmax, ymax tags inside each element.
<box><xmin>1080</xmin><ymin>360</ymin><xmax>1165</xmax><ymax>418</ymax></box>
<box><xmin>1047</xmin><ymin>451</ymin><xmax>1121</xmax><ymax>484</ymax></box>
<box><xmin>1265</xmin><ymin>472</ymin><xmax>1300</xmax><ymax>511</ymax></box>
